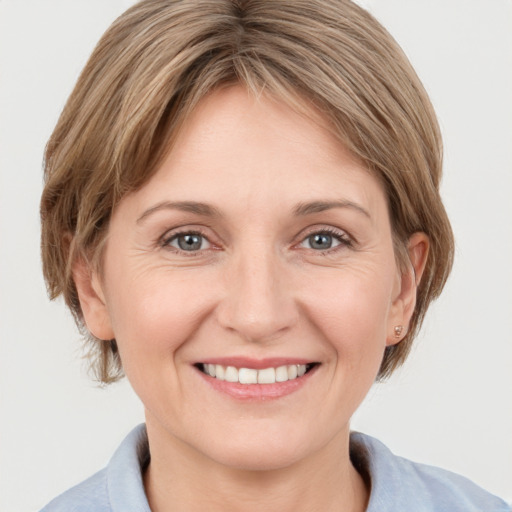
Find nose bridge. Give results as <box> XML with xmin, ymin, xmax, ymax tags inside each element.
<box><xmin>217</xmin><ymin>241</ymin><xmax>298</xmax><ymax>342</ymax></box>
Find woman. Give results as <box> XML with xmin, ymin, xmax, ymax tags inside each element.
<box><xmin>38</xmin><ymin>0</ymin><xmax>509</xmax><ymax>510</ymax></box>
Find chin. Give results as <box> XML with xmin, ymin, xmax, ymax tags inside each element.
<box><xmin>197</xmin><ymin>424</ymin><xmax>318</xmax><ymax>472</ymax></box>
<box><xmin>208</xmin><ymin>443</ymin><xmax>306</xmax><ymax>472</ymax></box>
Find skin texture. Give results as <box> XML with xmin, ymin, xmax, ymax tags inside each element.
<box><xmin>74</xmin><ymin>86</ymin><xmax>428</xmax><ymax>512</ymax></box>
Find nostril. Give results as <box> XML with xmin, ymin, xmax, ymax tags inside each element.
<box><xmin>215</xmin><ymin>267</ymin><xmax>299</xmax><ymax>342</ymax></box>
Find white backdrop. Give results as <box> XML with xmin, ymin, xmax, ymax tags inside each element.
<box><xmin>0</xmin><ymin>1</ymin><xmax>510</xmax><ymax>510</ymax></box>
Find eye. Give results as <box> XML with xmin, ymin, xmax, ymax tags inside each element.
<box><xmin>165</xmin><ymin>232</ymin><xmax>211</xmax><ymax>252</ymax></box>
<box><xmin>299</xmin><ymin>229</ymin><xmax>350</xmax><ymax>251</ymax></box>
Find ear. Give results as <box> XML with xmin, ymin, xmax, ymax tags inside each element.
<box><xmin>386</xmin><ymin>232</ymin><xmax>429</xmax><ymax>346</ymax></box>
<box><xmin>72</xmin><ymin>258</ymin><xmax>115</xmax><ymax>340</ymax></box>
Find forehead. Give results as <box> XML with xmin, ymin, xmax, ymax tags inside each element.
<box><xmin>172</xmin><ymin>86</ymin><xmax>357</xmax><ymax>169</ymax></box>
<box><xmin>117</xmin><ymin>85</ymin><xmax>388</xmax><ymax>225</ymax></box>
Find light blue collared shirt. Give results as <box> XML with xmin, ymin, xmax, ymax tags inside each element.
<box><xmin>40</xmin><ymin>424</ymin><xmax>510</xmax><ymax>511</ymax></box>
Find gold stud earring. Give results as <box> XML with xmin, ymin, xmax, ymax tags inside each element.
<box><xmin>394</xmin><ymin>325</ymin><xmax>404</xmax><ymax>339</ymax></box>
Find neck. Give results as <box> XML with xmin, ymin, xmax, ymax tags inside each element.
<box><xmin>143</xmin><ymin>418</ymin><xmax>369</xmax><ymax>512</ymax></box>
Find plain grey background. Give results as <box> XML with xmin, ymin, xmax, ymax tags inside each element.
<box><xmin>1</xmin><ymin>1</ymin><xmax>511</xmax><ymax>510</ymax></box>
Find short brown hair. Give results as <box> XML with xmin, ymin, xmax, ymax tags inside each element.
<box><xmin>41</xmin><ymin>0</ymin><xmax>454</xmax><ymax>383</ymax></box>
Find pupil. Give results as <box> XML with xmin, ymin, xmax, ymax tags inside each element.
<box><xmin>178</xmin><ymin>234</ymin><xmax>202</xmax><ymax>251</ymax></box>
<box><xmin>310</xmin><ymin>234</ymin><xmax>332</xmax><ymax>249</ymax></box>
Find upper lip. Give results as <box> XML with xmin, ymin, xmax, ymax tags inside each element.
<box><xmin>196</xmin><ymin>357</ymin><xmax>316</xmax><ymax>369</ymax></box>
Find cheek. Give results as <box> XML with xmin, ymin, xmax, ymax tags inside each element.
<box><xmin>105</xmin><ymin>267</ymin><xmax>218</xmax><ymax>360</ymax></box>
<box><xmin>293</xmin><ymin>266</ymin><xmax>396</xmax><ymax>419</ymax></box>
<box><xmin>299</xmin><ymin>266</ymin><xmax>394</xmax><ymax>358</ymax></box>
<box><xmin>103</xmin><ymin>268</ymin><xmax>221</xmax><ymax>415</ymax></box>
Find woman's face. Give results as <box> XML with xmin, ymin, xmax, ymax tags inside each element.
<box><xmin>79</xmin><ymin>86</ymin><xmax>418</xmax><ymax>470</ymax></box>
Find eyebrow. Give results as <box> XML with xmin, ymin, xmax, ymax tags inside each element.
<box><xmin>137</xmin><ymin>199</ymin><xmax>370</xmax><ymax>224</ymax></box>
<box><xmin>136</xmin><ymin>201</ymin><xmax>222</xmax><ymax>224</ymax></box>
<box><xmin>293</xmin><ymin>200</ymin><xmax>370</xmax><ymax>218</ymax></box>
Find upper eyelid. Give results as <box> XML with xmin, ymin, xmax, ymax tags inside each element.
<box><xmin>157</xmin><ymin>224</ymin><xmax>353</xmax><ymax>250</ymax></box>
<box><xmin>159</xmin><ymin>227</ymin><xmax>214</xmax><ymax>248</ymax></box>
<box><xmin>160</xmin><ymin>225</ymin><xmax>212</xmax><ymax>240</ymax></box>
<box><xmin>294</xmin><ymin>227</ymin><xmax>356</xmax><ymax>254</ymax></box>
<box><xmin>296</xmin><ymin>225</ymin><xmax>352</xmax><ymax>242</ymax></box>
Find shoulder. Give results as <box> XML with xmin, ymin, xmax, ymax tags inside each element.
<box><xmin>39</xmin><ymin>469</ymin><xmax>109</xmax><ymax>512</ymax></box>
<box><xmin>350</xmin><ymin>432</ymin><xmax>510</xmax><ymax>512</ymax></box>
<box><xmin>39</xmin><ymin>424</ymin><xmax>150</xmax><ymax>512</ymax></box>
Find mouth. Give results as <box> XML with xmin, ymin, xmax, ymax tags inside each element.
<box><xmin>195</xmin><ymin>362</ymin><xmax>318</xmax><ymax>385</ymax></box>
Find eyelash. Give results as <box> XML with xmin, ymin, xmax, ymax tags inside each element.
<box><xmin>158</xmin><ymin>226</ymin><xmax>353</xmax><ymax>256</ymax></box>
<box><xmin>159</xmin><ymin>228</ymin><xmax>214</xmax><ymax>256</ymax></box>
<box><xmin>299</xmin><ymin>227</ymin><xmax>354</xmax><ymax>256</ymax></box>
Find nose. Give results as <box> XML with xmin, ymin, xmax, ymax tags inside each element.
<box><xmin>216</xmin><ymin>248</ymin><xmax>299</xmax><ymax>343</ymax></box>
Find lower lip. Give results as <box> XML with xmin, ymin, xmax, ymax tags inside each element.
<box><xmin>196</xmin><ymin>365</ymin><xmax>318</xmax><ymax>401</ymax></box>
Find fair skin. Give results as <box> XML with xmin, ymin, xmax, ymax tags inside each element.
<box><xmin>74</xmin><ymin>86</ymin><xmax>428</xmax><ymax>512</ymax></box>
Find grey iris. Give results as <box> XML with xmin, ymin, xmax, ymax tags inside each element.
<box><xmin>309</xmin><ymin>233</ymin><xmax>332</xmax><ymax>250</ymax></box>
<box><xmin>178</xmin><ymin>234</ymin><xmax>202</xmax><ymax>251</ymax></box>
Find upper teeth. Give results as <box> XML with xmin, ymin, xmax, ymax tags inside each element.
<box><xmin>202</xmin><ymin>364</ymin><xmax>307</xmax><ymax>384</ymax></box>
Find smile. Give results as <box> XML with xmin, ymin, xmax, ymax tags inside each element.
<box><xmin>198</xmin><ymin>363</ymin><xmax>316</xmax><ymax>384</ymax></box>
